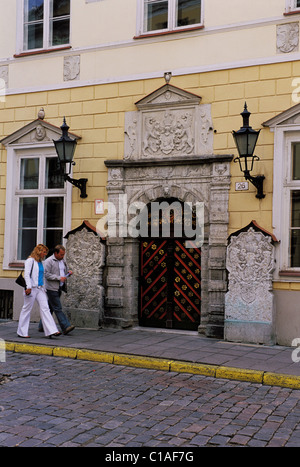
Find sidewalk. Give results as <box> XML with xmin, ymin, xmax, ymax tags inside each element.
<box><xmin>1</xmin><ymin>320</ymin><xmax>300</xmax><ymax>389</ymax></box>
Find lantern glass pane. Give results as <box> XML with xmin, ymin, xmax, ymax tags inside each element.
<box><xmin>247</xmin><ymin>133</ymin><xmax>259</xmax><ymax>156</ymax></box>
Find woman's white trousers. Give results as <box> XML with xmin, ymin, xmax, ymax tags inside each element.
<box><xmin>17</xmin><ymin>287</ymin><xmax>59</xmax><ymax>337</ymax></box>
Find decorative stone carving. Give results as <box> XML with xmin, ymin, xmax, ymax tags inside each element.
<box><xmin>105</xmin><ymin>156</ymin><xmax>232</xmax><ymax>335</ymax></box>
<box><xmin>104</xmin><ymin>80</ymin><xmax>232</xmax><ymax>336</ymax></box>
<box><xmin>143</xmin><ymin>110</ymin><xmax>195</xmax><ymax>156</ymax></box>
<box><xmin>0</xmin><ymin>119</ymin><xmax>81</xmax><ymax>147</ymax></box>
<box><xmin>277</xmin><ymin>23</ymin><xmax>299</xmax><ymax>53</ymax></box>
<box><xmin>0</xmin><ymin>65</ymin><xmax>8</xmax><ymax>87</ymax></box>
<box><xmin>225</xmin><ymin>223</ymin><xmax>276</xmax><ymax>344</ymax></box>
<box><xmin>124</xmin><ymin>84</ymin><xmax>213</xmax><ymax>160</ymax></box>
<box><xmin>63</xmin><ymin>223</ymin><xmax>106</xmax><ymax>328</ymax></box>
<box><xmin>64</xmin><ymin>55</ymin><xmax>80</xmax><ymax>81</ymax></box>
<box><xmin>0</xmin><ymin>65</ymin><xmax>8</xmax><ymax>103</ymax></box>
<box><xmin>33</xmin><ymin>124</ymin><xmax>48</xmax><ymax>142</ymax></box>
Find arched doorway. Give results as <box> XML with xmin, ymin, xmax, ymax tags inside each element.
<box><xmin>139</xmin><ymin>199</ymin><xmax>201</xmax><ymax>331</ymax></box>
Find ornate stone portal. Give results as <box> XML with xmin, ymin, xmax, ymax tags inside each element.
<box><xmin>104</xmin><ymin>81</ymin><xmax>233</xmax><ymax>337</ymax></box>
<box><xmin>225</xmin><ymin>222</ymin><xmax>276</xmax><ymax>344</ymax></box>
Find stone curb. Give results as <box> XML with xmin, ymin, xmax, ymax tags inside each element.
<box><xmin>5</xmin><ymin>341</ymin><xmax>300</xmax><ymax>390</ymax></box>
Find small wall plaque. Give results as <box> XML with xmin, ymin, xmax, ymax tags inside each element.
<box><xmin>95</xmin><ymin>199</ymin><xmax>104</xmax><ymax>215</ymax></box>
<box><xmin>235</xmin><ymin>181</ymin><xmax>249</xmax><ymax>191</ymax></box>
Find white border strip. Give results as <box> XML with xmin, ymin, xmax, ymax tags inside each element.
<box><xmin>4</xmin><ymin>50</ymin><xmax>300</xmax><ymax>97</ymax></box>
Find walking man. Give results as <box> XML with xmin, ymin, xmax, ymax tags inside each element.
<box><xmin>39</xmin><ymin>245</ymin><xmax>75</xmax><ymax>335</ymax></box>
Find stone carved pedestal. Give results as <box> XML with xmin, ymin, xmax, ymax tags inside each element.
<box><xmin>62</xmin><ymin>222</ymin><xmax>106</xmax><ymax>328</ymax></box>
<box><xmin>225</xmin><ymin>223</ymin><xmax>276</xmax><ymax>345</ymax></box>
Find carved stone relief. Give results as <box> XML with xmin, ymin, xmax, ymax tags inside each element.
<box><xmin>0</xmin><ymin>65</ymin><xmax>8</xmax><ymax>86</ymax></box>
<box><xmin>64</xmin><ymin>55</ymin><xmax>80</xmax><ymax>81</ymax></box>
<box><xmin>225</xmin><ymin>226</ymin><xmax>275</xmax><ymax>344</ymax></box>
<box><xmin>277</xmin><ymin>22</ymin><xmax>299</xmax><ymax>53</ymax></box>
<box><xmin>124</xmin><ymin>85</ymin><xmax>213</xmax><ymax>160</ymax></box>
<box><xmin>63</xmin><ymin>227</ymin><xmax>106</xmax><ymax>328</ymax></box>
<box><xmin>105</xmin><ymin>156</ymin><xmax>232</xmax><ymax>335</ymax></box>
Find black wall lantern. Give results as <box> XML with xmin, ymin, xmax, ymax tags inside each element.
<box><xmin>232</xmin><ymin>103</ymin><xmax>265</xmax><ymax>199</ymax></box>
<box><xmin>53</xmin><ymin>118</ymin><xmax>88</xmax><ymax>198</ymax></box>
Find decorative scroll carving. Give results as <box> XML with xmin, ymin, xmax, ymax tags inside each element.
<box><xmin>277</xmin><ymin>23</ymin><xmax>299</xmax><ymax>53</ymax></box>
<box><xmin>0</xmin><ymin>65</ymin><xmax>8</xmax><ymax>87</ymax></box>
<box><xmin>64</xmin><ymin>55</ymin><xmax>80</xmax><ymax>81</ymax></box>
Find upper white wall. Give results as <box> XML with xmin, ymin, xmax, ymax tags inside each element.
<box><xmin>0</xmin><ymin>0</ymin><xmax>298</xmax><ymax>92</ymax></box>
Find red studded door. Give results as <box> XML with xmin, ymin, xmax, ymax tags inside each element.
<box><xmin>139</xmin><ymin>239</ymin><xmax>201</xmax><ymax>330</ymax></box>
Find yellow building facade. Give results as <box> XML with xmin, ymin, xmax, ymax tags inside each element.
<box><xmin>1</xmin><ymin>0</ymin><xmax>300</xmax><ymax>345</ymax></box>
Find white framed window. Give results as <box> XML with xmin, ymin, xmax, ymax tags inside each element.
<box><xmin>4</xmin><ymin>147</ymin><xmax>71</xmax><ymax>267</ymax></box>
<box><xmin>283</xmin><ymin>137</ymin><xmax>300</xmax><ymax>269</ymax></box>
<box><xmin>273</xmin><ymin>130</ymin><xmax>300</xmax><ymax>275</ymax></box>
<box><xmin>285</xmin><ymin>0</ymin><xmax>300</xmax><ymax>13</ymax></box>
<box><xmin>17</xmin><ymin>0</ymin><xmax>70</xmax><ymax>52</ymax></box>
<box><xmin>137</xmin><ymin>0</ymin><xmax>203</xmax><ymax>36</ymax></box>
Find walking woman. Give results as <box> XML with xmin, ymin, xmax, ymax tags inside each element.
<box><xmin>17</xmin><ymin>244</ymin><xmax>61</xmax><ymax>339</ymax></box>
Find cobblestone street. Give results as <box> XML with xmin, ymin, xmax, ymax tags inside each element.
<box><xmin>1</xmin><ymin>352</ymin><xmax>300</xmax><ymax>448</ymax></box>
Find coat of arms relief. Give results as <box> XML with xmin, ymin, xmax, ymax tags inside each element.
<box><xmin>225</xmin><ymin>227</ymin><xmax>275</xmax><ymax>323</ymax></box>
<box><xmin>142</xmin><ymin>110</ymin><xmax>195</xmax><ymax>157</ymax></box>
<box><xmin>124</xmin><ymin>83</ymin><xmax>213</xmax><ymax>160</ymax></box>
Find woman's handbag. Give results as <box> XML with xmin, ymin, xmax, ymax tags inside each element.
<box><xmin>15</xmin><ymin>260</ymin><xmax>34</xmax><ymax>289</ymax></box>
<box><xmin>15</xmin><ymin>272</ymin><xmax>26</xmax><ymax>288</ymax></box>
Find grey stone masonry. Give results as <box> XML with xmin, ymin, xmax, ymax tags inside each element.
<box><xmin>104</xmin><ymin>82</ymin><xmax>233</xmax><ymax>337</ymax></box>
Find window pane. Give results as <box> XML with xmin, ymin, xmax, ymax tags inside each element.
<box><xmin>19</xmin><ymin>197</ymin><xmax>38</xmax><ymax>228</ymax></box>
<box><xmin>44</xmin><ymin>229</ymin><xmax>63</xmax><ymax>250</ymax></box>
<box><xmin>291</xmin><ymin>230</ymin><xmax>300</xmax><ymax>267</ymax></box>
<box><xmin>51</xmin><ymin>0</ymin><xmax>70</xmax><ymax>17</ymax></box>
<box><xmin>18</xmin><ymin>198</ymin><xmax>38</xmax><ymax>260</ymax></box>
<box><xmin>25</xmin><ymin>0</ymin><xmax>44</xmax><ymax>22</ymax></box>
<box><xmin>20</xmin><ymin>159</ymin><xmax>39</xmax><ymax>189</ymax></box>
<box><xmin>24</xmin><ymin>0</ymin><xmax>44</xmax><ymax>50</ymax></box>
<box><xmin>18</xmin><ymin>230</ymin><xmax>37</xmax><ymax>260</ymax></box>
<box><xmin>43</xmin><ymin>197</ymin><xmax>64</xmax><ymax>249</ymax></box>
<box><xmin>291</xmin><ymin>191</ymin><xmax>300</xmax><ymax>227</ymax></box>
<box><xmin>176</xmin><ymin>0</ymin><xmax>201</xmax><ymax>27</ymax></box>
<box><xmin>44</xmin><ymin>197</ymin><xmax>64</xmax><ymax>228</ymax></box>
<box><xmin>292</xmin><ymin>143</ymin><xmax>300</xmax><ymax>180</ymax></box>
<box><xmin>50</xmin><ymin>0</ymin><xmax>70</xmax><ymax>46</ymax></box>
<box><xmin>25</xmin><ymin>22</ymin><xmax>44</xmax><ymax>49</ymax></box>
<box><xmin>290</xmin><ymin>191</ymin><xmax>300</xmax><ymax>267</ymax></box>
<box><xmin>45</xmin><ymin>158</ymin><xmax>64</xmax><ymax>189</ymax></box>
<box><xmin>145</xmin><ymin>0</ymin><xmax>168</xmax><ymax>31</ymax></box>
<box><xmin>50</xmin><ymin>18</ymin><xmax>70</xmax><ymax>46</ymax></box>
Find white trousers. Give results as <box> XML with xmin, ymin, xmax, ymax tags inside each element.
<box><xmin>17</xmin><ymin>287</ymin><xmax>59</xmax><ymax>337</ymax></box>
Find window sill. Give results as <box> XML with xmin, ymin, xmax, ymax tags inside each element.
<box><xmin>9</xmin><ymin>263</ymin><xmax>24</xmax><ymax>269</ymax></box>
<box><xmin>134</xmin><ymin>25</ymin><xmax>204</xmax><ymax>40</ymax></box>
<box><xmin>14</xmin><ymin>45</ymin><xmax>71</xmax><ymax>58</ymax></box>
<box><xmin>279</xmin><ymin>270</ymin><xmax>300</xmax><ymax>277</ymax></box>
<box><xmin>284</xmin><ymin>10</ymin><xmax>300</xmax><ymax>16</ymax></box>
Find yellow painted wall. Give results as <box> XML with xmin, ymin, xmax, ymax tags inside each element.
<box><xmin>0</xmin><ymin>61</ymin><xmax>298</xmax><ymax>288</ymax></box>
